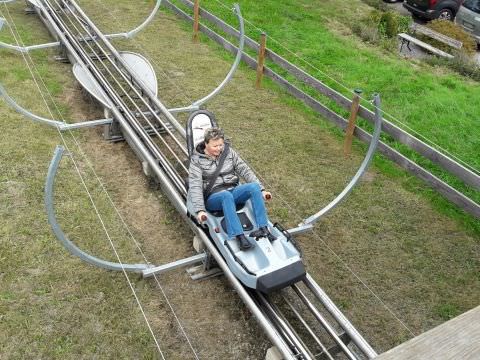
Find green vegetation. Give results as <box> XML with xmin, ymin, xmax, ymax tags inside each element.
<box><xmin>169</xmin><ymin>0</ymin><xmax>479</xmax><ymax>230</ymax></box>
<box><xmin>189</xmin><ymin>0</ymin><xmax>480</xmax><ymax>165</ymax></box>
<box><xmin>361</xmin><ymin>0</ymin><xmax>391</xmax><ymax>11</ymax></box>
<box><xmin>426</xmin><ymin>19</ymin><xmax>477</xmax><ymax>54</ymax></box>
<box><xmin>434</xmin><ymin>303</ymin><xmax>462</xmax><ymax>321</ymax></box>
<box><xmin>352</xmin><ymin>9</ymin><xmax>412</xmax><ymax>51</ymax></box>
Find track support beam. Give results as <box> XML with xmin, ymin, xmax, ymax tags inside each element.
<box><xmin>143</xmin><ymin>253</ymin><xmax>207</xmax><ymax>278</ymax></box>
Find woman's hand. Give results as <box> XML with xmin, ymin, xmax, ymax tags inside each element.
<box><xmin>197</xmin><ymin>211</ymin><xmax>208</xmax><ymax>223</ymax></box>
<box><xmin>262</xmin><ymin>190</ymin><xmax>272</xmax><ymax>201</ymax></box>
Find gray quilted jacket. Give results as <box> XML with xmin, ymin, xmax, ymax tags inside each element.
<box><xmin>187</xmin><ymin>142</ymin><xmax>263</xmax><ymax>214</ymax></box>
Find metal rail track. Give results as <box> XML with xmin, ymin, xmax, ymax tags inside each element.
<box><xmin>30</xmin><ymin>1</ymin><xmax>377</xmax><ymax>358</ymax></box>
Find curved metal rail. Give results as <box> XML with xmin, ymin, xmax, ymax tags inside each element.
<box><xmin>103</xmin><ymin>0</ymin><xmax>163</xmax><ymax>40</ymax></box>
<box><xmin>0</xmin><ymin>83</ymin><xmax>115</xmax><ymax>129</ymax></box>
<box><xmin>0</xmin><ymin>0</ymin><xmax>160</xmax><ymax>52</ymax></box>
<box><xmin>0</xmin><ymin>83</ymin><xmax>64</xmax><ymax>127</ymax></box>
<box><xmin>45</xmin><ymin>145</ymin><xmax>150</xmax><ymax>273</ymax></box>
<box><xmin>300</xmin><ymin>94</ymin><xmax>383</xmax><ymax>226</ymax></box>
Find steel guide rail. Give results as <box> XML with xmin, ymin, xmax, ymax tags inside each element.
<box><xmin>252</xmin><ymin>285</ymin><xmax>373</xmax><ymax>359</ymax></box>
<box><xmin>7</xmin><ymin>1</ymin><xmax>378</xmax><ymax>358</ymax></box>
<box><xmin>39</xmin><ymin>0</ymin><xmax>188</xmax><ymax>197</ymax></box>
<box><xmin>52</xmin><ymin>0</ymin><xmax>189</xmax><ymax>182</ymax></box>
<box><xmin>67</xmin><ymin>0</ymin><xmax>188</xmax><ymax>177</ymax></box>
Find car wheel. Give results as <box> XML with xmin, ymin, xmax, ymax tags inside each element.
<box><xmin>437</xmin><ymin>8</ymin><xmax>454</xmax><ymax>21</ymax></box>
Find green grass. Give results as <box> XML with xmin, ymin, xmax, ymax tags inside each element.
<box><xmin>168</xmin><ymin>0</ymin><xmax>480</xmax><ymax>233</ymax></box>
<box><xmin>194</xmin><ymin>0</ymin><xmax>479</xmax><ymax>169</ymax></box>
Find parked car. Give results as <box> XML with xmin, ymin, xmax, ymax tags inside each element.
<box><xmin>455</xmin><ymin>0</ymin><xmax>480</xmax><ymax>43</ymax></box>
<box><xmin>403</xmin><ymin>0</ymin><xmax>464</xmax><ymax>21</ymax></box>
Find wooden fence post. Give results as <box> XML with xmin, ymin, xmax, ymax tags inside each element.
<box><xmin>344</xmin><ymin>89</ymin><xmax>362</xmax><ymax>157</ymax></box>
<box><xmin>255</xmin><ymin>32</ymin><xmax>267</xmax><ymax>89</ymax></box>
<box><xmin>193</xmin><ymin>0</ymin><xmax>200</xmax><ymax>42</ymax></box>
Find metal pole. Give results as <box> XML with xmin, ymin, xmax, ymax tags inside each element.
<box><xmin>0</xmin><ymin>39</ymin><xmax>60</xmax><ymax>52</ymax></box>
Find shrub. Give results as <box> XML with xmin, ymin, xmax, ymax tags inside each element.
<box><xmin>352</xmin><ymin>22</ymin><xmax>381</xmax><ymax>44</ymax></box>
<box><xmin>426</xmin><ymin>52</ymin><xmax>480</xmax><ymax>81</ymax></box>
<box><xmin>379</xmin><ymin>11</ymin><xmax>399</xmax><ymax>38</ymax></box>
<box><xmin>353</xmin><ymin>9</ymin><xmax>411</xmax><ymax>48</ymax></box>
<box><xmin>425</xmin><ymin>20</ymin><xmax>477</xmax><ymax>55</ymax></box>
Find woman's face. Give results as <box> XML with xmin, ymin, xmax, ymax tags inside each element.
<box><xmin>205</xmin><ymin>137</ymin><xmax>224</xmax><ymax>157</ymax></box>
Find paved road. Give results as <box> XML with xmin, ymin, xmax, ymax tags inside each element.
<box><xmin>384</xmin><ymin>1</ymin><xmax>410</xmax><ymax>16</ymax></box>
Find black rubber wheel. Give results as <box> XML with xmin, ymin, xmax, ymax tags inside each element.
<box><xmin>437</xmin><ymin>8</ymin><xmax>454</xmax><ymax>21</ymax></box>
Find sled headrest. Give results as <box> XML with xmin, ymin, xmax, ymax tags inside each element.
<box><xmin>186</xmin><ymin>110</ymin><xmax>218</xmax><ymax>158</ymax></box>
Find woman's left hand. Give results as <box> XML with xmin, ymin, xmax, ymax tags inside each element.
<box><xmin>262</xmin><ymin>190</ymin><xmax>272</xmax><ymax>201</ymax></box>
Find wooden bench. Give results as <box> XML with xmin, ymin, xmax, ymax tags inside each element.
<box><xmin>411</xmin><ymin>24</ymin><xmax>463</xmax><ymax>50</ymax></box>
<box><xmin>398</xmin><ymin>33</ymin><xmax>454</xmax><ymax>58</ymax></box>
<box><xmin>398</xmin><ymin>24</ymin><xmax>463</xmax><ymax>59</ymax></box>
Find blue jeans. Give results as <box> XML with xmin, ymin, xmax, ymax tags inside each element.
<box><xmin>206</xmin><ymin>182</ymin><xmax>268</xmax><ymax>238</ymax></box>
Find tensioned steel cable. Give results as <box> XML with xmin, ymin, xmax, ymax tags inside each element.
<box><xmin>0</xmin><ymin>3</ymin><xmax>166</xmax><ymax>357</ymax></box>
<box><xmin>3</xmin><ymin>2</ymin><xmax>201</xmax><ymax>358</ymax></box>
<box><xmin>205</xmin><ymin>0</ymin><xmax>480</xmax><ymax>176</ymax></box>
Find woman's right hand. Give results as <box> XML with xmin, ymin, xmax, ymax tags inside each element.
<box><xmin>197</xmin><ymin>211</ymin><xmax>207</xmax><ymax>223</ymax></box>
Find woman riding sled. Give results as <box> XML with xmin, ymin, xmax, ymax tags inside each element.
<box><xmin>187</xmin><ymin>127</ymin><xmax>275</xmax><ymax>251</ymax></box>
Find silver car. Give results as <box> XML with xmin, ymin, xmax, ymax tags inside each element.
<box><xmin>456</xmin><ymin>0</ymin><xmax>480</xmax><ymax>44</ymax></box>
